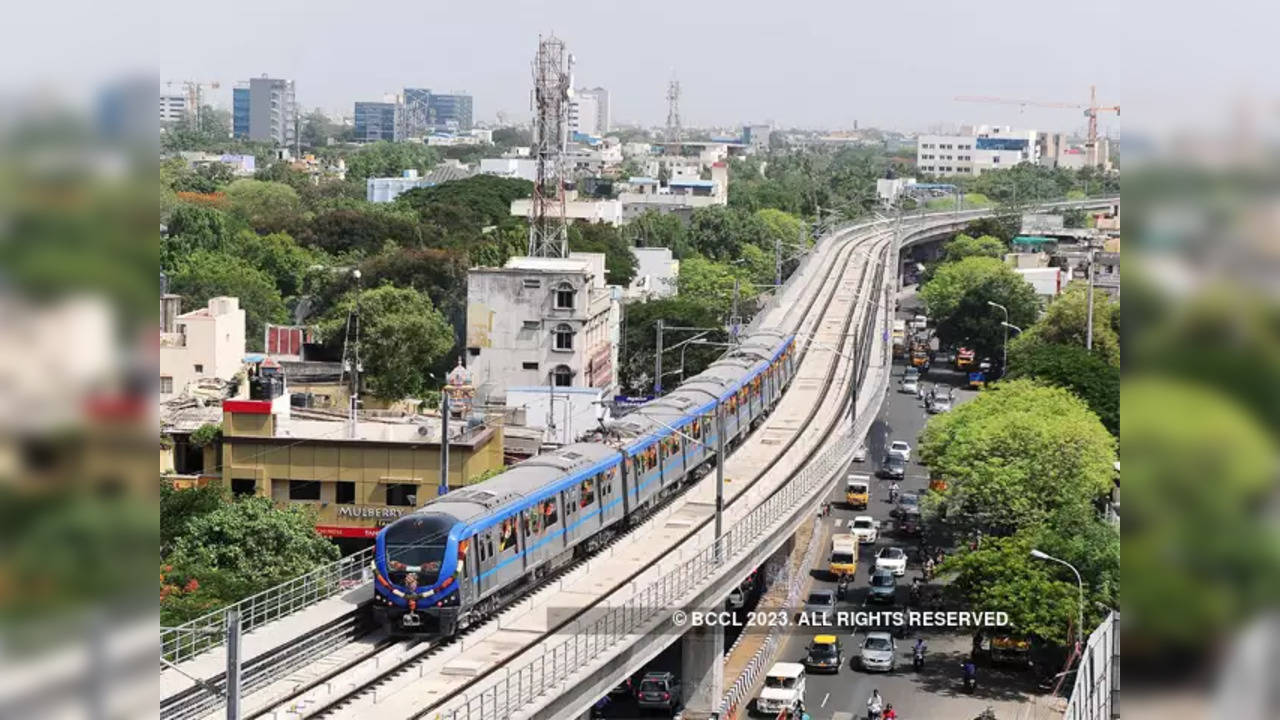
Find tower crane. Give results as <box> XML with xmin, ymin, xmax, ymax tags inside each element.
<box><xmin>954</xmin><ymin>85</ymin><xmax>1118</xmax><ymax>166</ymax></box>
<box><xmin>163</xmin><ymin>80</ymin><xmax>221</xmax><ymax>128</ymax></box>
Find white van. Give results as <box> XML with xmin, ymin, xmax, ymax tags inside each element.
<box><xmin>756</xmin><ymin>662</ymin><xmax>806</xmax><ymax>716</ymax></box>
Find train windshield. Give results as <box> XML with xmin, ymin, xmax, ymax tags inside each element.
<box><xmin>384</xmin><ymin>513</ymin><xmax>454</xmax><ymax>586</ymax></box>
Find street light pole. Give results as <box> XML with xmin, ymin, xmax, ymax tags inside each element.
<box><xmin>654</xmin><ymin>319</ymin><xmax>664</xmax><ymax>397</ymax></box>
<box><xmin>1031</xmin><ymin>549</ymin><xmax>1085</xmax><ymax>650</ymax></box>
<box><xmin>987</xmin><ymin>301</ymin><xmax>1008</xmax><ymax>377</ymax></box>
<box><xmin>1085</xmin><ymin>248</ymin><xmax>1096</xmax><ymax>351</ymax></box>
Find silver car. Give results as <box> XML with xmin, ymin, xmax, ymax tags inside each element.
<box><xmin>803</xmin><ymin>589</ymin><xmax>836</xmax><ymax>620</ymax></box>
<box><xmin>859</xmin><ymin>631</ymin><xmax>897</xmax><ymax>672</ymax></box>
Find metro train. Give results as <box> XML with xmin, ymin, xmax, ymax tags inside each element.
<box><xmin>372</xmin><ymin>329</ymin><xmax>798</xmax><ymax>635</ymax></box>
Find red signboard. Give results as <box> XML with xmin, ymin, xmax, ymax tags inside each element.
<box><xmin>223</xmin><ymin>399</ymin><xmax>273</xmax><ymax>415</ymax></box>
<box><xmin>587</xmin><ymin>343</ymin><xmax>613</xmax><ymax>389</ymax></box>
<box><xmin>265</xmin><ymin>324</ymin><xmax>312</xmax><ymax>358</ymax></box>
<box><xmin>315</xmin><ymin>525</ymin><xmax>382</xmax><ymax>539</ymax></box>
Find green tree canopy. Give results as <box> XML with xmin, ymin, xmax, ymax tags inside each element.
<box><xmin>618</xmin><ymin>298</ymin><xmax>730</xmax><ymax>394</ymax></box>
<box><xmin>687</xmin><ymin>207</ymin><xmax>770</xmax><ymax>262</ymax></box>
<box><xmin>164</xmin><ymin>204</ymin><xmax>231</xmax><ymax>270</ymax></box>
<box><xmin>919</xmin><ymin>380</ymin><xmax>1115</xmax><ymax>536</ymax></box>
<box><xmin>168</xmin><ymin>250</ymin><xmax>288</xmax><ymax>351</ymax></box>
<box><xmin>625</xmin><ymin>210</ymin><xmax>688</xmax><ymax>257</ymax></box>
<box><xmin>161</xmin><ymin>479</ymin><xmax>226</xmax><ymax>557</ymax></box>
<box><xmin>396</xmin><ymin>174</ymin><xmax>533</xmax><ymax>238</ymax></box>
<box><xmin>299</xmin><ymin>206</ymin><xmax>422</xmax><ymax>255</ymax></box>
<box><xmin>1008</xmin><ymin>281</ymin><xmax>1120</xmax><ymax>367</ymax></box>
<box><xmin>919</xmin><ymin>256</ymin><xmax>1039</xmax><ymax>360</ymax></box>
<box><xmin>229</xmin><ymin>230</ymin><xmax>318</xmax><ymax>299</ymax></box>
<box><xmin>317</xmin><ymin>284</ymin><xmax>455</xmax><ymax>400</ymax></box>
<box><xmin>344</xmin><ymin>142</ymin><xmax>440</xmax><ymax>185</ymax></box>
<box><xmin>676</xmin><ymin>255</ymin><xmax>757</xmax><ymax>318</ymax></box>
<box><xmin>1005</xmin><ymin>341</ymin><xmax>1119</xmax><ymax>435</ymax></box>
<box><xmin>1122</xmin><ymin>378</ymin><xmax>1279</xmax><ymax>655</ymax></box>
<box><xmin>162</xmin><ymin>496</ymin><xmax>339</xmax><ymax>626</ymax></box>
<box><xmin>942</xmin><ymin>234</ymin><xmax>1006</xmax><ymax>264</ymax></box>
<box><xmin>300</xmin><ymin>109</ymin><xmax>337</xmax><ymax>149</ymax></box>
<box><xmin>225</xmin><ymin>179</ymin><xmax>304</xmax><ymax>234</ymax></box>
<box><xmin>569</xmin><ymin>222</ymin><xmax>638</xmax><ymax>286</ymax></box>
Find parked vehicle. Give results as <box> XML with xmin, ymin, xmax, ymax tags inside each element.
<box><xmin>635</xmin><ymin>671</ymin><xmax>682</xmax><ymax>711</ymax></box>
<box><xmin>756</xmin><ymin>663</ymin><xmax>806</xmax><ymax>716</ymax></box>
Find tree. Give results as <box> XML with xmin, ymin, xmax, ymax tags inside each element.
<box><xmin>300</xmin><ymin>109</ymin><xmax>337</xmax><ymax>149</ymax></box>
<box><xmin>343</xmin><ymin>142</ymin><xmax>440</xmax><ymax>185</ymax></box>
<box><xmin>960</xmin><ymin>216</ymin><xmax>1019</xmax><ymax>243</ymax></box>
<box><xmin>1008</xmin><ymin>281</ymin><xmax>1120</xmax><ymax>367</ymax></box>
<box><xmin>164</xmin><ymin>203</ymin><xmax>231</xmax><ymax>270</ymax></box>
<box><xmin>919</xmin><ymin>256</ymin><xmax>1039</xmax><ymax>360</ymax></box>
<box><xmin>300</xmin><ymin>206</ymin><xmax>422</xmax><ymax>255</ymax></box>
<box><xmin>230</xmin><ymin>230</ymin><xmax>317</xmax><ymax>299</ymax></box>
<box><xmin>356</xmin><ymin>246</ymin><xmax>472</xmax><ymax>356</ymax></box>
<box><xmin>491</xmin><ymin>126</ymin><xmax>532</xmax><ymax>148</ymax></box>
<box><xmin>317</xmin><ymin>284</ymin><xmax>454</xmax><ymax>400</ymax></box>
<box><xmin>225</xmin><ymin>179</ymin><xmax>304</xmax><ymax>234</ymax></box>
<box><xmin>569</xmin><ymin>222</ymin><xmax>637</xmax><ymax>286</ymax></box>
<box><xmin>942</xmin><ymin>234</ymin><xmax>1006</xmax><ymax>264</ymax></box>
<box><xmin>1122</xmin><ymin>379</ymin><xmax>1278</xmax><ymax>657</ymax></box>
<box><xmin>755</xmin><ymin>208</ymin><xmax>808</xmax><ymax>264</ymax></box>
<box><xmin>918</xmin><ymin>380</ymin><xmax>1115</xmax><ymax>537</ymax></box>
<box><xmin>162</xmin><ymin>496</ymin><xmax>340</xmax><ymax>626</ymax></box>
<box><xmin>1005</xmin><ymin>341</ymin><xmax>1119</xmax><ymax>435</ymax></box>
<box><xmin>625</xmin><ymin>210</ymin><xmax>688</xmax><ymax>257</ymax></box>
<box><xmin>676</xmin><ymin>255</ymin><xmax>756</xmax><ymax>318</ymax></box>
<box><xmin>396</xmin><ymin>174</ymin><xmax>533</xmax><ymax>234</ymax></box>
<box><xmin>168</xmin><ymin>250</ymin><xmax>288</xmax><ymax>350</ymax></box>
<box><xmin>161</xmin><ymin>478</ymin><xmax>225</xmax><ymax>557</ymax></box>
<box><xmin>618</xmin><ymin>298</ymin><xmax>730</xmax><ymax>394</ymax></box>
<box><xmin>687</xmin><ymin>207</ymin><xmax>770</xmax><ymax>262</ymax></box>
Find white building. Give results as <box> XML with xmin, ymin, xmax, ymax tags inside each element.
<box><xmin>160</xmin><ymin>296</ymin><xmax>246</xmax><ymax>399</ymax></box>
<box><xmin>743</xmin><ymin>124</ymin><xmax>771</xmax><ymax>153</ymax></box>
<box><xmin>466</xmin><ymin>253</ymin><xmax>621</xmax><ymax>443</ymax></box>
<box><xmin>160</xmin><ymin>94</ymin><xmax>188</xmax><ymax>124</ymax></box>
<box><xmin>480</xmin><ymin>157</ymin><xmax>539</xmax><ymax>182</ymax></box>
<box><xmin>917</xmin><ymin>125</ymin><xmax>1039</xmax><ymax>175</ymax></box>
<box><xmin>565</xmin><ymin>137</ymin><xmax>623</xmax><ymax>175</ymax></box>
<box><xmin>367</xmin><ymin>169</ymin><xmax>431</xmax><ymax>203</ymax></box>
<box><xmin>876</xmin><ymin>177</ymin><xmax>917</xmax><ymax>206</ymax></box>
<box><xmin>618</xmin><ymin>163</ymin><xmax>728</xmax><ymax>220</ymax></box>
<box><xmin>622</xmin><ymin>142</ymin><xmax>654</xmax><ymax>159</ymax></box>
<box><xmin>1013</xmin><ymin>267</ymin><xmax>1065</xmax><ymax>301</ymax></box>
<box><xmin>570</xmin><ymin>87</ymin><xmax>611</xmax><ymax>137</ymax></box>
<box><xmin>626</xmin><ymin>247</ymin><xmax>679</xmax><ymax>301</ymax></box>
<box><xmin>509</xmin><ymin>195</ymin><xmax>624</xmax><ymax>225</ymax></box>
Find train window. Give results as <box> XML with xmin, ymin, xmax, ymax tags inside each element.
<box><xmin>581</xmin><ymin>477</ymin><xmax>595</xmax><ymax>507</ymax></box>
<box><xmin>499</xmin><ymin>518</ymin><xmax>516</xmax><ymax>552</ymax></box>
<box><xmin>523</xmin><ymin>508</ymin><xmax>539</xmax><ymax>537</ymax></box>
<box><xmin>543</xmin><ymin>499</ymin><xmax>558</xmax><ymax>527</ymax></box>
<box><xmin>487</xmin><ymin>538</ymin><xmax>495</xmax><ymax>559</ymax></box>
<box><xmin>477</xmin><ymin>536</ymin><xmax>487</xmax><ymax>562</ymax></box>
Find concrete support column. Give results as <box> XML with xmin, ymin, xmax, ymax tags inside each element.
<box><xmin>681</xmin><ymin>616</ymin><xmax>724</xmax><ymax>719</ymax></box>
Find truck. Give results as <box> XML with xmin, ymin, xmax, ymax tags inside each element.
<box><xmin>829</xmin><ymin>534</ymin><xmax>858</xmax><ymax>577</ymax></box>
<box><xmin>891</xmin><ymin>320</ymin><xmax>907</xmax><ymax>359</ymax></box>
<box><xmin>755</xmin><ymin>663</ymin><xmax>806</xmax><ymax>717</ymax></box>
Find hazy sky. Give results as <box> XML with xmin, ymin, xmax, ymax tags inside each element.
<box><xmin>10</xmin><ymin>0</ymin><xmax>1278</xmax><ymax>138</ymax></box>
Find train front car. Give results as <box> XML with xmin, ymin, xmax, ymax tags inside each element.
<box><xmin>373</xmin><ymin>510</ymin><xmax>470</xmax><ymax>635</ymax></box>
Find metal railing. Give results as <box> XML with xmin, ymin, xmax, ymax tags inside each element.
<box><xmin>438</xmin><ymin>301</ymin><xmax>893</xmax><ymax>720</ymax></box>
<box><xmin>1063</xmin><ymin>611</ymin><xmax>1119</xmax><ymax>720</ymax></box>
<box><xmin>161</xmin><ymin>545</ymin><xmax>375</xmax><ymax>665</ymax></box>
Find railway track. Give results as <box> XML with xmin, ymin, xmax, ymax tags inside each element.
<box><xmin>311</xmin><ymin>228</ymin><xmax>892</xmax><ymax>720</ymax></box>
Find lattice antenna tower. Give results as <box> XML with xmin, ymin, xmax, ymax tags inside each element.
<box><xmin>527</xmin><ymin>34</ymin><xmax>573</xmax><ymax>258</ymax></box>
<box><xmin>665</xmin><ymin>77</ymin><xmax>682</xmax><ymax>145</ymax></box>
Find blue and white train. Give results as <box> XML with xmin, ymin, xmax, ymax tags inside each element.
<box><xmin>372</xmin><ymin>330</ymin><xmax>797</xmax><ymax>635</ymax></box>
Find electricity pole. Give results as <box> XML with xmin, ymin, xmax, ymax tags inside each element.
<box><xmin>715</xmin><ymin>401</ymin><xmax>725</xmax><ymax>563</ymax></box>
<box><xmin>439</xmin><ymin>392</ymin><xmax>450</xmax><ymax>496</ymax></box>
<box><xmin>1085</xmin><ymin>249</ymin><xmax>1095</xmax><ymax>351</ymax></box>
<box><xmin>654</xmin><ymin>319</ymin><xmax>664</xmax><ymax>397</ymax></box>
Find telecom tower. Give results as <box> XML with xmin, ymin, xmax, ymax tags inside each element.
<box><xmin>527</xmin><ymin>35</ymin><xmax>574</xmax><ymax>258</ymax></box>
<box><xmin>665</xmin><ymin>77</ymin><xmax>682</xmax><ymax>145</ymax></box>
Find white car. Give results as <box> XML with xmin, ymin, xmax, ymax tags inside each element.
<box><xmin>901</xmin><ymin>378</ymin><xmax>919</xmax><ymax>395</ymax></box>
<box><xmin>850</xmin><ymin>515</ymin><xmax>878</xmax><ymax>544</ymax></box>
<box><xmin>853</xmin><ymin>442</ymin><xmax>868</xmax><ymax>462</ymax></box>
<box><xmin>875</xmin><ymin>546</ymin><xmax>908</xmax><ymax>576</ymax></box>
<box><xmin>888</xmin><ymin>440</ymin><xmax>911</xmax><ymax>463</ymax></box>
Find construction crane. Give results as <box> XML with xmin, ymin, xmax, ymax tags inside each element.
<box><xmin>954</xmin><ymin>85</ymin><xmax>1118</xmax><ymax>165</ymax></box>
<box><xmin>163</xmin><ymin>80</ymin><xmax>221</xmax><ymax>128</ymax></box>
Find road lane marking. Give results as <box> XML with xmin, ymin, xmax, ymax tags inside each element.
<box><xmin>822</xmin><ymin>692</ymin><xmax>830</xmax><ymax>708</ymax></box>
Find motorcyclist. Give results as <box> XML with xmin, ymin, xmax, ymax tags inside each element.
<box><xmin>889</xmin><ymin>482</ymin><xmax>900</xmax><ymax>503</ymax></box>
<box><xmin>591</xmin><ymin>694</ymin><xmax>610</xmax><ymax>718</ymax></box>
<box><xmin>962</xmin><ymin>659</ymin><xmax>977</xmax><ymax>692</ymax></box>
<box><xmin>867</xmin><ymin>689</ymin><xmax>884</xmax><ymax>719</ymax></box>
<box><xmin>922</xmin><ymin>557</ymin><xmax>935</xmax><ymax>581</ymax></box>
<box><xmin>883</xmin><ymin>704</ymin><xmax>898</xmax><ymax>720</ymax></box>
<box><xmin>913</xmin><ymin>638</ymin><xmax>927</xmax><ymax>669</ymax></box>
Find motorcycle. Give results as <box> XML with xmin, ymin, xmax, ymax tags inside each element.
<box><xmin>961</xmin><ymin>662</ymin><xmax>977</xmax><ymax>693</ymax></box>
<box><xmin>913</xmin><ymin>647</ymin><xmax>925</xmax><ymax>670</ymax></box>
<box><xmin>908</xmin><ymin>583</ymin><xmax>921</xmax><ymax>606</ymax></box>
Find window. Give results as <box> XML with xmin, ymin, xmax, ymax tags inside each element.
<box><xmin>554</xmin><ymin>282</ymin><xmax>576</xmax><ymax>309</ymax></box>
<box><xmin>386</xmin><ymin>483</ymin><xmax>418</xmax><ymax>507</ymax></box>
<box><xmin>160</xmin><ymin>376</ymin><xmax>173</xmax><ymax>394</ymax></box>
<box><xmin>499</xmin><ymin>518</ymin><xmax>516</xmax><ymax>551</ymax></box>
<box><xmin>523</xmin><ymin>361</ymin><xmax>540</xmax><ymax>371</ymax></box>
<box><xmin>553</xmin><ymin>324</ymin><xmax>574</xmax><ymax>351</ymax></box>
<box><xmin>581</xmin><ymin>477</ymin><xmax>596</xmax><ymax>507</ymax></box>
<box><xmin>524</xmin><ymin>507</ymin><xmax>543</xmax><ymax>536</ymax></box>
<box><xmin>522</xmin><ymin>278</ymin><xmax>542</xmax><ymax>289</ymax></box>
<box><xmin>194</xmin><ymin>364</ymin><xmax>204</xmax><ymax>373</ymax></box>
<box><xmin>542</xmin><ymin>499</ymin><xmax>558</xmax><ymax>526</ymax></box>
<box><xmin>289</xmin><ymin>480</ymin><xmax>321</xmax><ymax>501</ymax></box>
<box><xmin>553</xmin><ymin>364</ymin><xmax>573</xmax><ymax>387</ymax></box>
<box><xmin>468</xmin><ymin>347</ymin><xmax>481</xmax><ymax>356</ymax></box>
<box><xmin>336</xmin><ymin>481</ymin><xmax>356</xmax><ymax>504</ymax></box>
<box><xmin>231</xmin><ymin>478</ymin><xmax>256</xmax><ymax>496</ymax></box>
<box><xmin>522</xmin><ymin>320</ymin><xmax>541</xmax><ymax>329</ymax></box>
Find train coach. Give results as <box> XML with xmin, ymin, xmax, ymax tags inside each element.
<box><xmin>372</xmin><ymin>330</ymin><xmax>797</xmax><ymax>635</ymax></box>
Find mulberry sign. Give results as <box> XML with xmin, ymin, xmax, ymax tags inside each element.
<box><xmin>337</xmin><ymin>506</ymin><xmax>407</xmax><ymax>520</ymax></box>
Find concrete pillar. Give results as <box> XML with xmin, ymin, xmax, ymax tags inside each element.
<box><xmin>681</xmin><ymin>617</ymin><xmax>724</xmax><ymax>719</ymax></box>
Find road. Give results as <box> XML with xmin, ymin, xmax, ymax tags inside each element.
<box><xmin>767</xmin><ymin>294</ymin><xmax>1044</xmax><ymax>720</ymax></box>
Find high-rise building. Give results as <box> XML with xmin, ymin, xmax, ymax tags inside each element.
<box><xmin>916</xmin><ymin>125</ymin><xmax>1038</xmax><ymax>175</ymax></box>
<box><xmin>232</xmin><ymin>76</ymin><xmax>296</xmax><ymax>146</ymax></box>
<box><xmin>402</xmin><ymin>87</ymin><xmax>432</xmax><ymax>138</ymax></box>
<box><xmin>354</xmin><ymin>101</ymin><xmax>400</xmax><ymax>142</ymax></box>
<box><xmin>570</xmin><ymin>87</ymin><xmax>610</xmax><ymax>137</ymax></box>
<box><xmin>427</xmin><ymin>93</ymin><xmax>473</xmax><ymax>131</ymax></box>
<box><xmin>232</xmin><ymin>85</ymin><xmax>250</xmax><ymax>138</ymax></box>
<box><xmin>160</xmin><ymin>94</ymin><xmax>188</xmax><ymax>125</ymax></box>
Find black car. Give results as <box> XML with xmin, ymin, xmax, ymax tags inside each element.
<box><xmin>803</xmin><ymin>635</ymin><xmax>844</xmax><ymax>673</ymax></box>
